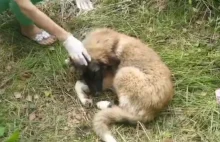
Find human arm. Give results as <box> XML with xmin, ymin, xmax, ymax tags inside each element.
<box><xmin>15</xmin><ymin>0</ymin><xmax>69</xmax><ymax>41</ymax></box>
<box><xmin>14</xmin><ymin>0</ymin><xmax>91</xmax><ymax>65</ymax></box>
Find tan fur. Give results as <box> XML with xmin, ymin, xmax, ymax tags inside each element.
<box><xmin>102</xmin><ymin>69</ymin><xmax>114</xmax><ymax>90</ymax></box>
<box><xmin>82</xmin><ymin>28</ymin><xmax>175</xmax><ymax>142</ymax></box>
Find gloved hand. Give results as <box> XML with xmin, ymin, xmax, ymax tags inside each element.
<box><xmin>75</xmin><ymin>0</ymin><xmax>94</xmax><ymax>11</ymax></box>
<box><xmin>63</xmin><ymin>34</ymin><xmax>91</xmax><ymax>66</ymax></box>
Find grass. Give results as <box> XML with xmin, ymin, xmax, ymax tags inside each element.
<box><xmin>0</xmin><ymin>0</ymin><xmax>220</xmax><ymax>141</ymax></box>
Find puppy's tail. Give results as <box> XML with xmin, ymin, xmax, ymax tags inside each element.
<box><xmin>93</xmin><ymin>106</ymin><xmax>138</xmax><ymax>142</ymax></box>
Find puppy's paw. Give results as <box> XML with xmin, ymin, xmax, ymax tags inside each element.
<box><xmin>96</xmin><ymin>101</ymin><xmax>112</xmax><ymax>110</ymax></box>
<box><xmin>103</xmin><ymin>134</ymin><xmax>117</xmax><ymax>142</ymax></box>
<box><xmin>82</xmin><ymin>98</ymin><xmax>93</xmax><ymax>108</ymax></box>
<box><xmin>81</xmin><ymin>84</ymin><xmax>90</xmax><ymax>93</ymax></box>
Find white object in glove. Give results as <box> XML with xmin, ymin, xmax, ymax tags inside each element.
<box><xmin>75</xmin><ymin>0</ymin><xmax>94</xmax><ymax>11</ymax></box>
<box><xmin>63</xmin><ymin>34</ymin><xmax>91</xmax><ymax>66</ymax></box>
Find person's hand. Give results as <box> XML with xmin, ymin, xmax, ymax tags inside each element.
<box><xmin>63</xmin><ymin>34</ymin><xmax>91</xmax><ymax>66</ymax></box>
<box><xmin>75</xmin><ymin>0</ymin><xmax>94</xmax><ymax>11</ymax></box>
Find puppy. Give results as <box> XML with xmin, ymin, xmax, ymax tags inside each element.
<box><xmin>65</xmin><ymin>57</ymin><xmax>117</xmax><ymax>107</ymax></box>
<box><xmin>65</xmin><ymin>57</ymin><xmax>103</xmax><ymax>106</ymax></box>
<box><xmin>79</xmin><ymin>28</ymin><xmax>175</xmax><ymax>142</ymax></box>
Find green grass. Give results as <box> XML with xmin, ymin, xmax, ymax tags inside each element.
<box><xmin>0</xmin><ymin>0</ymin><xmax>220</xmax><ymax>142</ymax></box>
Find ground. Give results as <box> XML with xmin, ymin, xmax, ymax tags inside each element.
<box><xmin>0</xmin><ymin>0</ymin><xmax>220</xmax><ymax>142</ymax></box>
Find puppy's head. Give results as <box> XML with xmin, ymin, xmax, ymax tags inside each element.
<box><xmin>67</xmin><ymin>28</ymin><xmax>122</xmax><ymax>95</ymax></box>
<box><xmin>66</xmin><ymin>57</ymin><xmax>105</xmax><ymax>96</ymax></box>
<box><xmin>82</xmin><ymin>61</ymin><xmax>105</xmax><ymax>96</ymax></box>
<box><xmin>82</xmin><ymin>28</ymin><xmax>121</xmax><ymax>68</ymax></box>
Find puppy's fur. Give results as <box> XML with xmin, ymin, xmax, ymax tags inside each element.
<box><xmin>71</xmin><ymin>28</ymin><xmax>175</xmax><ymax>142</ymax></box>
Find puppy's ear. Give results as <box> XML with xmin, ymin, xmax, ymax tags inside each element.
<box><xmin>108</xmin><ymin>53</ymin><xmax>120</xmax><ymax>66</ymax></box>
<box><xmin>108</xmin><ymin>38</ymin><xmax>120</xmax><ymax>66</ymax></box>
<box><xmin>111</xmin><ymin>38</ymin><xmax>119</xmax><ymax>54</ymax></box>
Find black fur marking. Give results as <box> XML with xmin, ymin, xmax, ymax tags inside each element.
<box><xmin>82</xmin><ymin>62</ymin><xmax>104</xmax><ymax>96</ymax></box>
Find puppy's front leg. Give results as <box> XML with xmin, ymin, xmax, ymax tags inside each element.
<box><xmin>75</xmin><ymin>80</ymin><xmax>93</xmax><ymax>107</ymax></box>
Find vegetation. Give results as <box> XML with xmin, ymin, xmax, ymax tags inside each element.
<box><xmin>0</xmin><ymin>0</ymin><xmax>220</xmax><ymax>141</ymax></box>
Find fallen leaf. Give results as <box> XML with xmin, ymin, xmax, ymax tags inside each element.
<box><xmin>21</xmin><ymin>71</ymin><xmax>32</xmax><ymax>80</ymax></box>
<box><xmin>66</xmin><ymin>83</ymin><xmax>73</xmax><ymax>92</ymax></box>
<box><xmin>14</xmin><ymin>92</ymin><xmax>22</xmax><ymax>99</ymax></box>
<box><xmin>34</xmin><ymin>94</ymin><xmax>39</xmax><ymax>100</ymax></box>
<box><xmin>29</xmin><ymin>112</ymin><xmax>36</xmax><ymax>121</ymax></box>
<box><xmin>182</xmin><ymin>28</ymin><xmax>187</xmax><ymax>33</ymax></box>
<box><xmin>75</xmin><ymin>115</ymin><xmax>82</xmax><ymax>120</ymax></box>
<box><xmin>46</xmin><ymin>103</ymin><xmax>50</xmax><ymax>107</ymax></box>
<box><xmin>64</xmin><ymin>127</ymin><xmax>69</xmax><ymax>131</ymax></box>
<box><xmin>66</xmin><ymin>87</ymin><xmax>72</xmax><ymax>92</ymax></box>
<box><xmin>170</xmin><ymin>39</ymin><xmax>178</xmax><ymax>45</ymax></box>
<box><xmin>6</xmin><ymin>65</ymin><xmax>12</xmax><ymax>71</ymax></box>
<box><xmin>196</xmin><ymin>20</ymin><xmax>203</xmax><ymax>25</ymax></box>
<box><xmin>0</xmin><ymin>126</ymin><xmax>5</xmax><ymax>137</ymax></box>
<box><xmin>194</xmin><ymin>41</ymin><xmax>200</xmax><ymax>47</ymax></box>
<box><xmin>215</xmin><ymin>89</ymin><xmax>220</xmax><ymax>105</ymax></box>
<box><xmin>49</xmin><ymin>47</ymin><xmax>55</xmax><ymax>51</ymax></box>
<box><xmin>29</xmin><ymin>103</ymin><xmax>36</xmax><ymax>109</ymax></box>
<box><xmin>197</xmin><ymin>48</ymin><xmax>201</xmax><ymax>52</ymax></box>
<box><xmin>63</xmin><ymin>136</ymin><xmax>67</xmax><ymax>140</ymax></box>
<box><xmin>148</xmin><ymin>27</ymin><xmax>154</xmax><ymax>33</ymax></box>
<box><xmin>201</xmin><ymin>92</ymin><xmax>207</xmax><ymax>96</ymax></box>
<box><xmin>44</xmin><ymin>90</ymin><xmax>52</xmax><ymax>97</ymax></box>
<box><xmin>192</xmin><ymin>8</ymin><xmax>198</xmax><ymax>12</ymax></box>
<box><xmin>69</xmin><ymin>66</ymin><xmax>76</xmax><ymax>73</ymax></box>
<box><xmin>26</xmin><ymin>95</ymin><xmax>32</xmax><ymax>102</ymax></box>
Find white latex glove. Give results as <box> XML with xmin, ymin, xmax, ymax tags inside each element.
<box><xmin>63</xmin><ymin>34</ymin><xmax>91</xmax><ymax>66</ymax></box>
<box><xmin>75</xmin><ymin>0</ymin><xmax>94</xmax><ymax>11</ymax></box>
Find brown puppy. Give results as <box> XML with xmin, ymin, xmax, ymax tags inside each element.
<box><xmin>81</xmin><ymin>28</ymin><xmax>175</xmax><ymax>142</ymax></box>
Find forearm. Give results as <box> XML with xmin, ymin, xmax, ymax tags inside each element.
<box><xmin>15</xmin><ymin>0</ymin><xmax>70</xmax><ymax>42</ymax></box>
<box><xmin>15</xmin><ymin>0</ymin><xmax>91</xmax><ymax>66</ymax></box>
